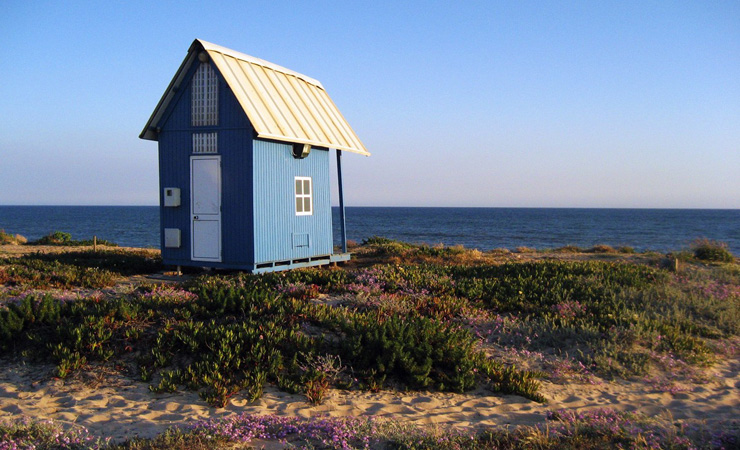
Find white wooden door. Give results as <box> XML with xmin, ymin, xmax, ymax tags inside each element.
<box><xmin>190</xmin><ymin>156</ymin><xmax>221</xmax><ymax>262</ymax></box>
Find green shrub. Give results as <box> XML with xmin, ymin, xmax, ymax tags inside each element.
<box><xmin>340</xmin><ymin>314</ymin><xmax>482</xmax><ymax>392</ymax></box>
<box><xmin>362</xmin><ymin>236</ymin><xmax>408</xmax><ymax>246</ymax></box>
<box><xmin>361</xmin><ymin>236</ymin><xmax>414</xmax><ymax>257</ymax></box>
<box><xmin>29</xmin><ymin>230</ymin><xmax>118</xmax><ymax>246</ymax></box>
<box><xmin>30</xmin><ymin>231</ymin><xmax>72</xmax><ymax>245</ymax></box>
<box><xmin>692</xmin><ymin>239</ymin><xmax>734</xmax><ymax>262</ymax></box>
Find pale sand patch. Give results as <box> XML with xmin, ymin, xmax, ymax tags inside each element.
<box><xmin>0</xmin><ymin>359</ymin><xmax>737</xmax><ymax>443</ymax></box>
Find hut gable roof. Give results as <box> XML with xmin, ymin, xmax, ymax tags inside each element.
<box><xmin>140</xmin><ymin>39</ymin><xmax>369</xmax><ymax>156</ymax></box>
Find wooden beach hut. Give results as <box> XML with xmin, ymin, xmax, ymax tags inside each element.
<box><xmin>140</xmin><ymin>39</ymin><xmax>369</xmax><ymax>272</ymax></box>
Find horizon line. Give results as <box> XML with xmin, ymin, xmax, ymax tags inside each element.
<box><xmin>1</xmin><ymin>204</ymin><xmax>738</xmax><ymax>211</ymax></box>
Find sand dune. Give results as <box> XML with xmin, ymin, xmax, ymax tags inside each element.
<box><xmin>0</xmin><ymin>358</ymin><xmax>737</xmax><ymax>442</ymax></box>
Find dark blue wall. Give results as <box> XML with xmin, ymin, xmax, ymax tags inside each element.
<box><xmin>157</xmin><ymin>61</ymin><xmax>254</xmax><ymax>268</ymax></box>
<box><xmin>155</xmin><ymin>60</ymin><xmax>336</xmax><ymax>270</ymax></box>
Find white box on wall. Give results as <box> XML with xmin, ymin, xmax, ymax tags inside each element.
<box><xmin>164</xmin><ymin>228</ymin><xmax>181</xmax><ymax>248</ymax></box>
<box><xmin>163</xmin><ymin>188</ymin><xmax>181</xmax><ymax>207</ymax></box>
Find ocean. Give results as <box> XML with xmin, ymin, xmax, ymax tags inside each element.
<box><xmin>0</xmin><ymin>206</ymin><xmax>738</xmax><ymax>254</ymax></box>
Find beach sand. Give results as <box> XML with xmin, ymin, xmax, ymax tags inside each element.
<box><xmin>0</xmin><ymin>357</ymin><xmax>737</xmax><ymax>442</ymax></box>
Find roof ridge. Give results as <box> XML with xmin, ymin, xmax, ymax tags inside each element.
<box><xmin>195</xmin><ymin>39</ymin><xmax>324</xmax><ymax>89</ymax></box>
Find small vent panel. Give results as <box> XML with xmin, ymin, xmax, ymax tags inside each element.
<box><xmin>193</xmin><ymin>132</ymin><xmax>218</xmax><ymax>154</ymax></box>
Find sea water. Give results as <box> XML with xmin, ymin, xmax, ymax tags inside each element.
<box><xmin>0</xmin><ymin>206</ymin><xmax>738</xmax><ymax>254</ymax></box>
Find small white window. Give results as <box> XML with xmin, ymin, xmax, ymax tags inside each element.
<box><xmin>295</xmin><ymin>177</ymin><xmax>312</xmax><ymax>216</ymax></box>
<box><xmin>192</xmin><ymin>63</ymin><xmax>218</xmax><ymax>126</ymax></box>
<box><xmin>193</xmin><ymin>132</ymin><xmax>217</xmax><ymax>154</ymax></box>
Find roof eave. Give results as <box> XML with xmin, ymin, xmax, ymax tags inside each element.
<box><xmin>139</xmin><ymin>41</ymin><xmax>203</xmax><ymax>141</ymax></box>
<box><xmin>256</xmin><ymin>132</ymin><xmax>370</xmax><ymax>156</ymax></box>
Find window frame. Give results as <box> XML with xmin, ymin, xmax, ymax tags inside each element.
<box><xmin>294</xmin><ymin>176</ymin><xmax>313</xmax><ymax>216</ymax></box>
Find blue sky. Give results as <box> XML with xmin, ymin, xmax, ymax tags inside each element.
<box><xmin>1</xmin><ymin>1</ymin><xmax>738</xmax><ymax>208</ymax></box>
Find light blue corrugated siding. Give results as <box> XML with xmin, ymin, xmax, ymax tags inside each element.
<box><xmin>253</xmin><ymin>140</ymin><xmax>332</xmax><ymax>263</ymax></box>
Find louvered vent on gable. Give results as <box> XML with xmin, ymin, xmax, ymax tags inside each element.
<box><xmin>193</xmin><ymin>132</ymin><xmax>218</xmax><ymax>154</ymax></box>
<box><xmin>192</xmin><ymin>63</ymin><xmax>218</xmax><ymax>126</ymax></box>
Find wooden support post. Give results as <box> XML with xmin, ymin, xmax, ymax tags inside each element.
<box><xmin>336</xmin><ymin>150</ymin><xmax>347</xmax><ymax>253</ymax></box>
<box><xmin>93</xmin><ymin>235</ymin><xmax>97</xmax><ymax>251</ymax></box>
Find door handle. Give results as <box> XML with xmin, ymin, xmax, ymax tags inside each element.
<box><xmin>194</xmin><ymin>216</ymin><xmax>199</xmax><ymax>220</ymax></box>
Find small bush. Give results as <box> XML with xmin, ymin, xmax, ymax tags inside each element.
<box><xmin>29</xmin><ymin>230</ymin><xmax>117</xmax><ymax>246</ymax></box>
<box><xmin>588</xmin><ymin>244</ymin><xmax>617</xmax><ymax>253</ymax></box>
<box><xmin>693</xmin><ymin>239</ymin><xmax>734</xmax><ymax>262</ymax></box>
<box><xmin>554</xmin><ymin>245</ymin><xmax>583</xmax><ymax>253</ymax></box>
<box><xmin>30</xmin><ymin>231</ymin><xmax>73</xmax><ymax>245</ymax></box>
<box><xmin>361</xmin><ymin>236</ymin><xmax>414</xmax><ymax>257</ymax></box>
<box><xmin>0</xmin><ymin>230</ymin><xmax>27</xmax><ymax>245</ymax></box>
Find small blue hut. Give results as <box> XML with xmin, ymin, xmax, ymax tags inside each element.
<box><xmin>140</xmin><ymin>39</ymin><xmax>369</xmax><ymax>272</ymax></box>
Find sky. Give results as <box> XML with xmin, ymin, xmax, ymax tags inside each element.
<box><xmin>1</xmin><ymin>1</ymin><xmax>738</xmax><ymax>208</ymax></box>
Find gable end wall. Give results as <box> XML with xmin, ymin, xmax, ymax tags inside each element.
<box><xmin>156</xmin><ymin>61</ymin><xmax>255</xmax><ymax>267</ymax></box>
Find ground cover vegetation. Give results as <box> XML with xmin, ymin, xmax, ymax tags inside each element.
<box><xmin>2</xmin><ymin>409</ymin><xmax>738</xmax><ymax>449</ymax></box>
<box><xmin>0</xmin><ymin>249</ymin><xmax>161</xmax><ymax>289</ymax></box>
<box><xmin>0</xmin><ymin>237</ymin><xmax>737</xmax><ymax>448</ymax></box>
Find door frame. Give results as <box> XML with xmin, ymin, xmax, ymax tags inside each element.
<box><xmin>190</xmin><ymin>155</ymin><xmax>222</xmax><ymax>262</ymax></box>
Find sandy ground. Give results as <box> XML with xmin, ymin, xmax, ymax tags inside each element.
<box><xmin>0</xmin><ymin>358</ymin><xmax>737</xmax><ymax>443</ymax></box>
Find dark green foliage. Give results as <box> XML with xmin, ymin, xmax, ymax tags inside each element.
<box><xmin>340</xmin><ymin>314</ymin><xmax>483</xmax><ymax>392</ymax></box>
<box><xmin>361</xmin><ymin>236</ymin><xmax>415</xmax><ymax>256</ymax></box>
<box><xmin>692</xmin><ymin>239</ymin><xmax>734</xmax><ymax>262</ymax></box>
<box><xmin>29</xmin><ymin>230</ymin><xmax>118</xmax><ymax>246</ymax></box>
<box><xmin>18</xmin><ymin>250</ymin><xmax>161</xmax><ymax>276</ymax></box>
<box><xmin>0</xmin><ymin>250</ymin><xmax>161</xmax><ymax>289</ymax></box>
<box><xmin>30</xmin><ymin>231</ymin><xmax>73</xmax><ymax>245</ymax></box>
<box><xmin>0</xmin><ymin>258</ymin><xmax>118</xmax><ymax>288</ymax></box>
<box><xmin>450</xmin><ymin>261</ymin><xmax>660</xmax><ymax>314</ymax></box>
<box><xmin>414</xmin><ymin>244</ymin><xmax>467</xmax><ymax>258</ymax></box>
<box><xmin>362</xmin><ymin>236</ymin><xmax>408</xmax><ymax>246</ymax></box>
<box><xmin>139</xmin><ymin>282</ymin><xmax>323</xmax><ymax>406</ymax></box>
<box><xmin>0</xmin><ymin>294</ymin><xmax>61</xmax><ymax>350</ymax></box>
<box><xmin>266</xmin><ymin>267</ymin><xmax>351</xmax><ymax>291</ymax></box>
<box><xmin>0</xmin><ymin>308</ymin><xmax>24</xmax><ymax>348</ymax></box>
<box><xmin>483</xmin><ymin>361</ymin><xmax>546</xmax><ymax>403</ymax></box>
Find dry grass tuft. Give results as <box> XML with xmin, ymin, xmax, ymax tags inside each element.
<box><xmin>0</xmin><ymin>230</ymin><xmax>27</xmax><ymax>245</ymax></box>
<box><xmin>588</xmin><ymin>244</ymin><xmax>617</xmax><ymax>254</ymax></box>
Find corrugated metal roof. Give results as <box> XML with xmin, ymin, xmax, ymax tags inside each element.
<box><xmin>140</xmin><ymin>39</ymin><xmax>369</xmax><ymax>156</ymax></box>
